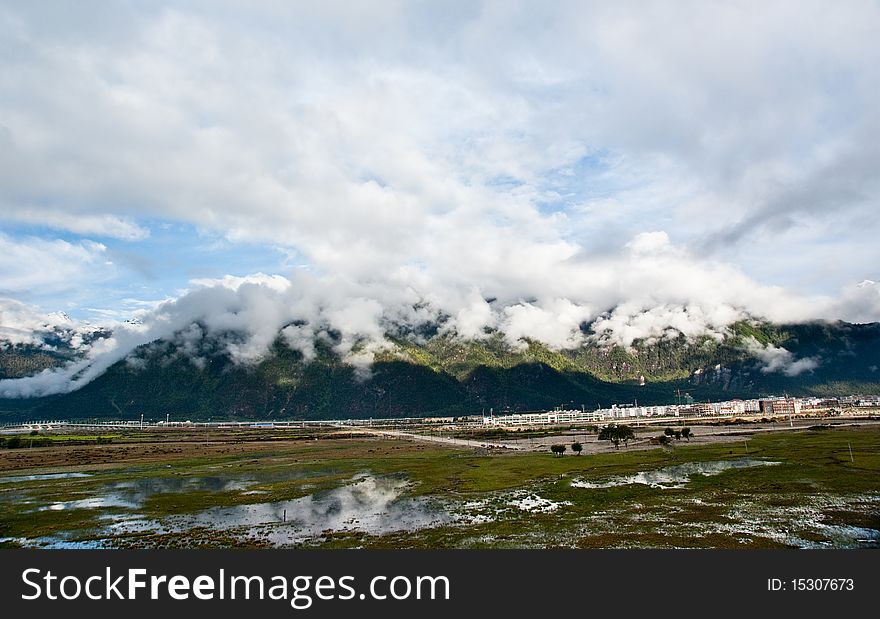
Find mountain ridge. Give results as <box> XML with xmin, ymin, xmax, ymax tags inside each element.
<box><xmin>2</xmin><ymin>318</ymin><xmax>879</xmax><ymax>422</ymax></box>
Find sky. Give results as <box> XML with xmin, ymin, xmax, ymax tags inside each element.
<box><xmin>2</xmin><ymin>1</ymin><xmax>880</xmax><ymax>396</ymax></box>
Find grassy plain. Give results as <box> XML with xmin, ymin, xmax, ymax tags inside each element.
<box><xmin>0</xmin><ymin>424</ymin><xmax>877</xmax><ymax>548</ymax></box>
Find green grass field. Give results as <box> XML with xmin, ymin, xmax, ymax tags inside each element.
<box><xmin>0</xmin><ymin>425</ymin><xmax>877</xmax><ymax>549</ymax></box>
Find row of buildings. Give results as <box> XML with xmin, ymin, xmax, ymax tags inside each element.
<box><xmin>482</xmin><ymin>395</ymin><xmax>880</xmax><ymax>426</ymax></box>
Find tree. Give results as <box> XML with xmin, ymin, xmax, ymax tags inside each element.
<box><xmin>598</xmin><ymin>424</ymin><xmax>635</xmax><ymax>450</ymax></box>
<box><xmin>550</xmin><ymin>444</ymin><xmax>566</xmax><ymax>457</ymax></box>
<box><xmin>571</xmin><ymin>442</ymin><xmax>583</xmax><ymax>455</ymax></box>
<box><xmin>674</xmin><ymin>430</ymin><xmax>682</xmax><ymax>441</ymax></box>
<box><xmin>620</xmin><ymin>425</ymin><xmax>634</xmax><ymax>447</ymax></box>
<box><xmin>598</xmin><ymin>425</ymin><xmax>619</xmax><ymax>449</ymax></box>
<box><xmin>664</xmin><ymin>427</ymin><xmax>675</xmax><ymax>438</ymax></box>
<box><xmin>681</xmin><ymin>427</ymin><xmax>692</xmax><ymax>442</ymax></box>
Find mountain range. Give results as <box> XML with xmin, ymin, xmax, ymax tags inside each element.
<box><xmin>1</xmin><ymin>319</ymin><xmax>879</xmax><ymax>422</ymax></box>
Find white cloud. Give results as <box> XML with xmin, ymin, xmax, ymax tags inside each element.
<box><xmin>1</xmin><ymin>1</ymin><xmax>878</xmax><ymax>301</ymax></box>
<box><xmin>591</xmin><ymin>303</ymin><xmax>743</xmax><ymax>349</ymax></box>
<box><xmin>0</xmin><ymin>296</ymin><xmax>103</xmax><ymax>352</ymax></box>
<box><xmin>0</xmin><ymin>297</ymin><xmax>71</xmax><ymax>347</ymax></box>
<box><xmin>743</xmin><ymin>337</ymin><xmax>820</xmax><ymax>377</ymax></box>
<box><xmin>500</xmin><ymin>299</ymin><xmax>594</xmax><ymax>350</ymax></box>
<box><xmin>445</xmin><ymin>289</ymin><xmax>498</xmax><ymax>340</ymax></box>
<box><xmin>0</xmin><ymin>207</ymin><xmax>148</xmax><ymax>240</ymax></box>
<box><xmin>189</xmin><ymin>273</ymin><xmax>291</xmax><ymax>293</ymax></box>
<box><xmin>0</xmin><ymin>233</ymin><xmax>114</xmax><ymax>295</ymax></box>
<box><xmin>827</xmin><ymin>280</ymin><xmax>880</xmax><ymax>324</ymax></box>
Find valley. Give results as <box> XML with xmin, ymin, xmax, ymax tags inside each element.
<box><xmin>2</xmin><ymin>421</ymin><xmax>877</xmax><ymax>549</ymax></box>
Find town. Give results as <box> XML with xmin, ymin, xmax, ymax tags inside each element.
<box><xmin>482</xmin><ymin>394</ymin><xmax>880</xmax><ymax>426</ymax></box>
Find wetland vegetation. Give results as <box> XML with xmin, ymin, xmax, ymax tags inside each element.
<box><xmin>0</xmin><ymin>425</ymin><xmax>877</xmax><ymax>549</ymax></box>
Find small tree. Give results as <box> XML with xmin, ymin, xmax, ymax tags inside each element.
<box><xmin>599</xmin><ymin>425</ymin><xmax>620</xmax><ymax>449</ymax></box>
<box><xmin>620</xmin><ymin>424</ymin><xmax>634</xmax><ymax>447</ymax></box>
<box><xmin>571</xmin><ymin>442</ymin><xmax>583</xmax><ymax>456</ymax></box>
<box><xmin>550</xmin><ymin>444</ymin><xmax>566</xmax><ymax>457</ymax></box>
<box><xmin>598</xmin><ymin>424</ymin><xmax>635</xmax><ymax>450</ymax></box>
<box><xmin>681</xmin><ymin>427</ymin><xmax>692</xmax><ymax>441</ymax></box>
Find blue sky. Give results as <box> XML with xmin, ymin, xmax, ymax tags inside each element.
<box><xmin>1</xmin><ymin>220</ymin><xmax>294</xmax><ymax>320</ymax></box>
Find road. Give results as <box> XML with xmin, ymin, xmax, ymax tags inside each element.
<box><xmin>340</xmin><ymin>425</ymin><xmax>525</xmax><ymax>450</ymax></box>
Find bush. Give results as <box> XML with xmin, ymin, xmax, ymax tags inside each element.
<box><xmin>5</xmin><ymin>437</ymin><xmax>21</xmax><ymax>449</ymax></box>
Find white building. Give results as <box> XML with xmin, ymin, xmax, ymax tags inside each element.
<box><xmin>484</xmin><ymin>409</ymin><xmax>604</xmax><ymax>426</ymax></box>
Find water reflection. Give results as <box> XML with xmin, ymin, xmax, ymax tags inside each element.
<box><xmin>42</xmin><ymin>496</ymin><xmax>140</xmax><ymax>511</ymax></box>
<box><xmin>814</xmin><ymin>525</ymin><xmax>880</xmax><ymax>548</ymax></box>
<box><xmin>3</xmin><ymin>461</ymin><xmax>875</xmax><ymax>550</ymax></box>
<box><xmin>113</xmin><ymin>476</ymin><xmax>253</xmax><ymax>496</ymax></box>
<box><xmin>0</xmin><ymin>472</ymin><xmax>91</xmax><ymax>484</ymax></box>
<box><xmin>571</xmin><ymin>459</ymin><xmax>780</xmax><ymax>489</ymax></box>
<box><xmin>110</xmin><ymin>474</ymin><xmax>452</xmax><ymax>545</ymax></box>
<box><xmin>25</xmin><ymin>475</ymin><xmax>257</xmax><ymax>512</ymax></box>
<box><xmin>0</xmin><ymin>535</ymin><xmax>109</xmax><ymax>549</ymax></box>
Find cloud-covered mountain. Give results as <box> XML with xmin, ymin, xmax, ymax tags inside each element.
<box><xmin>0</xmin><ymin>298</ymin><xmax>110</xmax><ymax>379</ymax></box>
<box><xmin>2</xmin><ymin>2</ymin><xmax>880</xmax><ymax>420</ymax></box>
<box><xmin>2</xmin><ymin>275</ymin><xmax>879</xmax><ymax>422</ymax></box>
<box><xmin>3</xmin><ymin>269</ymin><xmax>880</xmax><ymax>400</ymax></box>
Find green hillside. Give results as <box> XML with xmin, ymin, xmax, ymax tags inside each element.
<box><xmin>2</xmin><ymin>320</ymin><xmax>879</xmax><ymax>422</ymax></box>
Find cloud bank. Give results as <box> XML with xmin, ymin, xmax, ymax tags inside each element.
<box><xmin>0</xmin><ymin>231</ymin><xmax>860</xmax><ymax>398</ymax></box>
<box><xmin>743</xmin><ymin>337</ymin><xmax>820</xmax><ymax>377</ymax></box>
